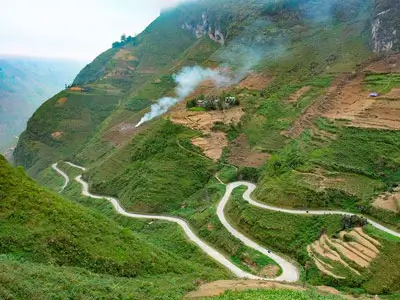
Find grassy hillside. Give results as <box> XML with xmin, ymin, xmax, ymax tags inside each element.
<box><xmin>227</xmin><ymin>188</ymin><xmax>400</xmax><ymax>295</ymax></box>
<box><xmin>0</xmin><ymin>155</ymin><xmax>229</xmax><ymax>299</ymax></box>
<box><xmin>12</xmin><ymin>0</ymin><xmax>400</xmax><ymax>297</ymax></box>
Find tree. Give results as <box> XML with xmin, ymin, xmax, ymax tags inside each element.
<box><xmin>121</xmin><ymin>34</ymin><xmax>127</xmax><ymax>43</ymax></box>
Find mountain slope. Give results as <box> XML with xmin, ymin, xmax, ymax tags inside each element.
<box><xmin>12</xmin><ymin>0</ymin><xmax>400</xmax><ymax>296</ymax></box>
<box><xmin>0</xmin><ymin>57</ymin><xmax>82</xmax><ymax>153</ymax></box>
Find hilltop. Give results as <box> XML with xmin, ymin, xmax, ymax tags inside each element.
<box><xmin>11</xmin><ymin>0</ymin><xmax>400</xmax><ymax>298</ymax></box>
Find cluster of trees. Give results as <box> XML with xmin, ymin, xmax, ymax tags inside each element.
<box><xmin>112</xmin><ymin>34</ymin><xmax>140</xmax><ymax>48</ymax></box>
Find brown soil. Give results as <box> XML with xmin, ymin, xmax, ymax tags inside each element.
<box><xmin>322</xmin><ymin>73</ymin><xmax>400</xmax><ymax>130</ymax></box>
<box><xmin>169</xmin><ymin>104</ymin><xmax>244</xmax><ymax>160</ymax></box>
<box><xmin>329</xmin><ymin>238</ymin><xmax>369</xmax><ymax>268</ymax></box>
<box><xmin>228</xmin><ymin>134</ymin><xmax>270</xmax><ymax>167</ymax></box>
<box><xmin>286</xmin><ymin>56</ymin><xmax>400</xmax><ymax>137</ymax></box>
<box><xmin>348</xmin><ymin>231</ymin><xmax>380</xmax><ymax>253</ymax></box>
<box><xmin>364</xmin><ymin>53</ymin><xmax>400</xmax><ymax>74</ymax></box>
<box><xmin>382</xmin><ymin>88</ymin><xmax>400</xmax><ymax>99</ymax></box>
<box><xmin>316</xmin><ymin>236</ymin><xmax>360</xmax><ymax>275</ymax></box>
<box><xmin>69</xmin><ymin>86</ymin><xmax>83</xmax><ymax>92</ymax></box>
<box><xmin>372</xmin><ymin>189</ymin><xmax>400</xmax><ymax>213</ymax></box>
<box><xmin>114</xmin><ymin>49</ymin><xmax>137</xmax><ymax>61</ymax></box>
<box><xmin>51</xmin><ymin>131</ymin><xmax>63</xmax><ymax>140</ymax></box>
<box><xmin>237</xmin><ymin>73</ymin><xmax>273</xmax><ymax>90</ymax></box>
<box><xmin>354</xmin><ymin>228</ymin><xmax>381</xmax><ymax>247</ymax></box>
<box><xmin>184</xmin><ymin>280</ymin><xmax>305</xmax><ymax>299</ymax></box>
<box><xmin>307</xmin><ymin>245</ymin><xmax>345</xmax><ymax>279</ymax></box>
<box><xmin>170</xmin><ymin>104</ymin><xmax>244</xmax><ymax>133</ymax></box>
<box><xmin>56</xmin><ymin>97</ymin><xmax>68</xmax><ymax>106</ymax></box>
<box><xmin>284</xmin><ymin>74</ymin><xmax>349</xmax><ymax>138</ymax></box>
<box><xmin>191</xmin><ymin>132</ymin><xmax>228</xmax><ymax>161</ymax></box>
<box><xmin>258</xmin><ymin>265</ymin><xmax>280</xmax><ymax>277</ymax></box>
<box><xmin>288</xmin><ymin>86</ymin><xmax>311</xmax><ymax>102</ymax></box>
<box><xmin>308</xmin><ymin>229</ymin><xmax>380</xmax><ymax>278</ymax></box>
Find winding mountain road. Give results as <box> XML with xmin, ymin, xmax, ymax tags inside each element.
<box><xmin>52</xmin><ymin>162</ymin><xmax>400</xmax><ymax>283</ymax></box>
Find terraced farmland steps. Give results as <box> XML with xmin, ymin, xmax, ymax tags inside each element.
<box><xmin>52</xmin><ymin>162</ymin><xmax>400</xmax><ymax>284</ymax></box>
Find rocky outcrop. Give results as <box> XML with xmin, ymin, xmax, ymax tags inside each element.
<box><xmin>372</xmin><ymin>0</ymin><xmax>400</xmax><ymax>53</ymax></box>
<box><xmin>181</xmin><ymin>12</ymin><xmax>225</xmax><ymax>45</ymax></box>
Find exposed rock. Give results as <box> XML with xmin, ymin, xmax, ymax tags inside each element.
<box><xmin>372</xmin><ymin>1</ymin><xmax>400</xmax><ymax>53</ymax></box>
<box><xmin>181</xmin><ymin>12</ymin><xmax>225</xmax><ymax>45</ymax></box>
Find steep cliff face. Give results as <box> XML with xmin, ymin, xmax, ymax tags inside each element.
<box><xmin>181</xmin><ymin>12</ymin><xmax>225</xmax><ymax>45</ymax></box>
<box><xmin>372</xmin><ymin>0</ymin><xmax>400</xmax><ymax>53</ymax></box>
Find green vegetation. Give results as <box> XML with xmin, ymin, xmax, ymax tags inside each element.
<box><xmin>0</xmin><ymin>155</ymin><xmax>230</xmax><ymax>299</ymax></box>
<box><xmin>86</xmin><ymin>120</ymin><xmax>216</xmax><ymax>213</ymax></box>
<box><xmin>0</xmin><ymin>256</ymin><xmax>216</xmax><ymax>300</ymax></box>
<box><xmin>364</xmin><ymin>73</ymin><xmax>400</xmax><ymax>94</ymax></box>
<box><xmin>228</xmin><ymin>187</ymin><xmax>400</xmax><ymax>295</ymax></box>
<box><xmin>12</xmin><ymin>0</ymin><xmax>400</xmax><ymax>297</ymax></box>
<box><xmin>201</xmin><ymin>289</ymin><xmax>345</xmax><ymax>300</ymax></box>
<box><xmin>59</xmin><ymin>161</ymin><xmax>281</xmax><ymax>278</ymax></box>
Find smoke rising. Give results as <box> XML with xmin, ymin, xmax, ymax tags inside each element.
<box><xmin>135</xmin><ymin>19</ymin><xmax>287</xmax><ymax>127</ymax></box>
<box><xmin>135</xmin><ymin>66</ymin><xmax>235</xmax><ymax>127</ymax></box>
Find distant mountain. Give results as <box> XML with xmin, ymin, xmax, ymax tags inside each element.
<box><xmin>0</xmin><ymin>57</ymin><xmax>83</xmax><ymax>153</ymax></box>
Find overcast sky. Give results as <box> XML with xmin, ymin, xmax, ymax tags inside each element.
<box><xmin>0</xmin><ymin>0</ymin><xmax>186</xmax><ymax>62</ymax></box>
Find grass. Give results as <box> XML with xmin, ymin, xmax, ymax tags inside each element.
<box><xmin>0</xmin><ymin>255</ymin><xmax>213</xmax><ymax>300</ymax></box>
<box><xmin>85</xmin><ymin>120</ymin><xmax>217</xmax><ymax>213</ymax></box>
<box><xmin>12</xmin><ymin>0</ymin><xmax>400</xmax><ymax>296</ymax></box>
<box><xmin>14</xmin><ymin>88</ymin><xmax>119</xmax><ymax>176</ymax></box>
<box><xmin>58</xmin><ymin>161</ymin><xmax>281</xmax><ymax>278</ymax></box>
<box><xmin>364</xmin><ymin>73</ymin><xmax>400</xmax><ymax>94</ymax></box>
<box><xmin>228</xmin><ymin>187</ymin><xmax>400</xmax><ymax>295</ymax></box>
<box><xmin>0</xmin><ymin>155</ymin><xmax>231</xmax><ymax>299</ymax></box>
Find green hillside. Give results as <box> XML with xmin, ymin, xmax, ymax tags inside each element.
<box><xmin>11</xmin><ymin>0</ymin><xmax>400</xmax><ymax>298</ymax></box>
<box><xmin>0</xmin><ymin>155</ymin><xmax>228</xmax><ymax>299</ymax></box>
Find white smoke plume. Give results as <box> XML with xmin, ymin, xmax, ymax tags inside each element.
<box><xmin>135</xmin><ymin>66</ymin><xmax>234</xmax><ymax>127</ymax></box>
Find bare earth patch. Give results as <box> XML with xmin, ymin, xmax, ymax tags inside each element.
<box><xmin>364</xmin><ymin>53</ymin><xmax>400</xmax><ymax>74</ymax></box>
<box><xmin>228</xmin><ymin>134</ymin><xmax>270</xmax><ymax>167</ymax></box>
<box><xmin>56</xmin><ymin>97</ymin><xmax>68</xmax><ymax>106</ymax></box>
<box><xmin>372</xmin><ymin>188</ymin><xmax>400</xmax><ymax>213</ymax></box>
<box><xmin>114</xmin><ymin>49</ymin><xmax>137</xmax><ymax>61</ymax></box>
<box><xmin>308</xmin><ymin>228</ymin><xmax>380</xmax><ymax>278</ymax></box>
<box><xmin>288</xmin><ymin>86</ymin><xmax>311</xmax><ymax>102</ymax></box>
<box><xmin>323</xmin><ymin>74</ymin><xmax>400</xmax><ymax>130</ymax></box>
<box><xmin>191</xmin><ymin>132</ymin><xmax>228</xmax><ymax>161</ymax></box>
<box><xmin>51</xmin><ymin>131</ymin><xmax>63</xmax><ymax>140</ymax></box>
<box><xmin>184</xmin><ymin>280</ymin><xmax>305</xmax><ymax>299</ymax></box>
<box><xmin>69</xmin><ymin>86</ymin><xmax>83</xmax><ymax>92</ymax></box>
<box><xmin>258</xmin><ymin>265</ymin><xmax>280</xmax><ymax>277</ymax></box>
<box><xmin>170</xmin><ymin>104</ymin><xmax>244</xmax><ymax>160</ymax></box>
<box><xmin>237</xmin><ymin>73</ymin><xmax>273</xmax><ymax>90</ymax></box>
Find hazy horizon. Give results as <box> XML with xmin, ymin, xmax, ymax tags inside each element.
<box><xmin>0</xmin><ymin>0</ymin><xmax>188</xmax><ymax>63</ymax></box>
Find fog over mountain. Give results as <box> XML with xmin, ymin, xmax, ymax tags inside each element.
<box><xmin>0</xmin><ymin>57</ymin><xmax>83</xmax><ymax>153</ymax></box>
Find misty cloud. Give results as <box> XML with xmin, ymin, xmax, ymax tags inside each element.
<box><xmin>135</xmin><ymin>66</ymin><xmax>234</xmax><ymax>127</ymax></box>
